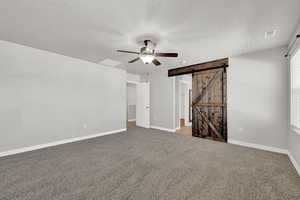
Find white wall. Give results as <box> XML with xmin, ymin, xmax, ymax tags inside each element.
<box><xmin>127</xmin><ymin>73</ymin><xmax>140</xmax><ymax>83</ymax></box>
<box><xmin>228</xmin><ymin>46</ymin><xmax>289</xmax><ymax>150</ymax></box>
<box><xmin>0</xmin><ymin>40</ymin><xmax>126</xmax><ymax>153</ymax></box>
<box><xmin>127</xmin><ymin>84</ymin><xmax>136</xmax><ymax>106</ymax></box>
<box><xmin>149</xmin><ymin>70</ymin><xmax>175</xmax><ymax>130</ymax></box>
<box><xmin>288</xmin><ymin>23</ymin><xmax>300</xmax><ymax>172</ymax></box>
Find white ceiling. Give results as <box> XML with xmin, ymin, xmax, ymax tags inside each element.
<box><xmin>1</xmin><ymin>0</ymin><xmax>300</xmax><ymax>75</ymax></box>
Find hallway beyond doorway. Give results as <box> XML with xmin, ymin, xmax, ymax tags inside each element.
<box><xmin>176</xmin><ymin>126</ymin><xmax>192</xmax><ymax>135</ymax></box>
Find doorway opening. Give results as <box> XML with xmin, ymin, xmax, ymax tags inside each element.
<box><xmin>127</xmin><ymin>82</ymin><xmax>137</xmax><ymax>128</ymax></box>
<box><xmin>126</xmin><ymin>81</ymin><xmax>150</xmax><ymax>129</ymax></box>
<box><xmin>175</xmin><ymin>75</ymin><xmax>192</xmax><ymax>136</ymax></box>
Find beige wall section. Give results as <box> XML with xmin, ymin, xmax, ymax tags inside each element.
<box><xmin>0</xmin><ymin>40</ymin><xmax>127</xmax><ymax>153</ymax></box>
<box><xmin>228</xmin><ymin>46</ymin><xmax>289</xmax><ymax>149</ymax></box>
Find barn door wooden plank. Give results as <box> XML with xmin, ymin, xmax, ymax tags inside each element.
<box><xmin>194</xmin><ymin>107</ymin><xmax>222</xmax><ymax>139</ymax></box>
<box><xmin>192</xmin><ymin>71</ymin><xmax>220</xmax><ymax>106</ymax></box>
<box><xmin>192</xmin><ymin>67</ymin><xmax>227</xmax><ymax>142</ymax></box>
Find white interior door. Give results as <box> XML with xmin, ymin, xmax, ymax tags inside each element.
<box><xmin>136</xmin><ymin>82</ymin><xmax>150</xmax><ymax>128</ymax></box>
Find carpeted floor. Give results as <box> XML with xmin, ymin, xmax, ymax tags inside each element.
<box><xmin>0</xmin><ymin>127</ymin><xmax>300</xmax><ymax>200</ymax></box>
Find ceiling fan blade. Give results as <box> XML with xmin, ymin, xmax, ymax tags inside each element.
<box><xmin>117</xmin><ymin>50</ymin><xmax>139</xmax><ymax>54</ymax></box>
<box><xmin>155</xmin><ymin>53</ymin><xmax>178</xmax><ymax>57</ymax></box>
<box><xmin>152</xmin><ymin>59</ymin><xmax>161</xmax><ymax>66</ymax></box>
<box><xmin>129</xmin><ymin>57</ymin><xmax>140</xmax><ymax>63</ymax></box>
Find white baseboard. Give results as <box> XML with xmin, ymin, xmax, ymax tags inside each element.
<box><xmin>150</xmin><ymin>126</ymin><xmax>176</xmax><ymax>133</ymax></box>
<box><xmin>287</xmin><ymin>152</ymin><xmax>300</xmax><ymax>176</ymax></box>
<box><xmin>228</xmin><ymin>139</ymin><xmax>288</xmax><ymax>154</ymax></box>
<box><xmin>228</xmin><ymin>139</ymin><xmax>300</xmax><ymax>176</ymax></box>
<box><xmin>0</xmin><ymin>128</ymin><xmax>127</xmax><ymax>158</ymax></box>
<box><xmin>127</xmin><ymin>119</ymin><xmax>136</xmax><ymax>122</ymax></box>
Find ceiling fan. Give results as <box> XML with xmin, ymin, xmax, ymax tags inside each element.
<box><xmin>117</xmin><ymin>40</ymin><xmax>178</xmax><ymax>66</ymax></box>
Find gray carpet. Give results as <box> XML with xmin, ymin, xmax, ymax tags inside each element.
<box><xmin>0</xmin><ymin>127</ymin><xmax>299</xmax><ymax>200</ymax></box>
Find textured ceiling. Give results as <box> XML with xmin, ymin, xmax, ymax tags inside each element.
<box><xmin>1</xmin><ymin>0</ymin><xmax>300</xmax><ymax>74</ymax></box>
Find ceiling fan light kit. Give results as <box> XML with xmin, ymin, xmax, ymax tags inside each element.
<box><xmin>140</xmin><ymin>54</ymin><xmax>155</xmax><ymax>64</ymax></box>
<box><xmin>117</xmin><ymin>40</ymin><xmax>178</xmax><ymax>66</ymax></box>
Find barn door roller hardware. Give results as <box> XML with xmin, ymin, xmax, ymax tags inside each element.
<box><xmin>285</xmin><ymin>34</ymin><xmax>300</xmax><ymax>58</ymax></box>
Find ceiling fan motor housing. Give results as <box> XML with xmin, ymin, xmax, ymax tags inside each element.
<box><xmin>144</xmin><ymin>40</ymin><xmax>155</xmax><ymax>50</ymax></box>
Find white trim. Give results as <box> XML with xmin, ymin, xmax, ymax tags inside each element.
<box><xmin>127</xmin><ymin>119</ymin><xmax>136</xmax><ymax>122</ymax></box>
<box><xmin>291</xmin><ymin>126</ymin><xmax>300</xmax><ymax>136</ymax></box>
<box><xmin>150</xmin><ymin>126</ymin><xmax>176</xmax><ymax>132</ymax></box>
<box><xmin>228</xmin><ymin>140</ymin><xmax>300</xmax><ymax>176</ymax></box>
<box><xmin>127</xmin><ymin>80</ymin><xmax>139</xmax><ymax>85</ymax></box>
<box><xmin>173</xmin><ymin>77</ymin><xmax>176</xmax><ymax>130</ymax></box>
<box><xmin>288</xmin><ymin>152</ymin><xmax>300</xmax><ymax>176</ymax></box>
<box><xmin>228</xmin><ymin>139</ymin><xmax>288</xmax><ymax>154</ymax></box>
<box><xmin>178</xmin><ymin>81</ymin><xmax>182</xmax><ymax>124</ymax></box>
<box><xmin>0</xmin><ymin>129</ymin><xmax>126</xmax><ymax>158</ymax></box>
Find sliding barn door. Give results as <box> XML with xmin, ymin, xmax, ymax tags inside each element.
<box><xmin>192</xmin><ymin>68</ymin><xmax>227</xmax><ymax>142</ymax></box>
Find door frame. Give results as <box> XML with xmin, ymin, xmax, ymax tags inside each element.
<box><xmin>126</xmin><ymin>80</ymin><xmax>150</xmax><ymax>128</ymax></box>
